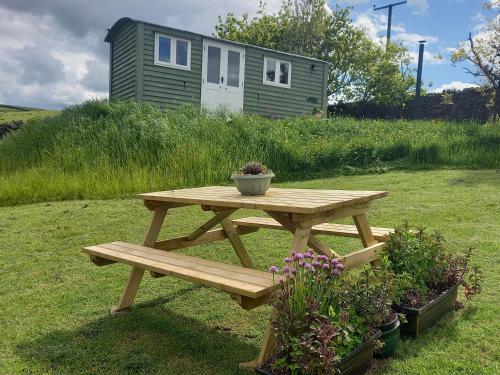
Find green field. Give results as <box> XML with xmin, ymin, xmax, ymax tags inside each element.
<box><xmin>0</xmin><ymin>104</ymin><xmax>58</xmax><ymax>124</ymax></box>
<box><xmin>0</xmin><ymin>170</ymin><xmax>498</xmax><ymax>374</ymax></box>
<box><xmin>0</xmin><ymin>100</ymin><xmax>499</xmax><ymax>206</ymax></box>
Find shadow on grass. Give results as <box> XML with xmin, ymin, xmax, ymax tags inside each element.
<box><xmin>15</xmin><ymin>287</ymin><xmax>258</xmax><ymax>375</ymax></box>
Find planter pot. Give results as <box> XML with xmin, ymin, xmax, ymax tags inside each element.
<box><xmin>256</xmin><ymin>332</ymin><xmax>380</xmax><ymax>375</ymax></box>
<box><xmin>374</xmin><ymin>315</ymin><xmax>400</xmax><ymax>358</ymax></box>
<box><xmin>232</xmin><ymin>173</ymin><xmax>274</xmax><ymax>195</ymax></box>
<box><xmin>394</xmin><ymin>285</ymin><xmax>458</xmax><ymax>338</ymax></box>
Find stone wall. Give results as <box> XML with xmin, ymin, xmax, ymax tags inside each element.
<box><xmin>328</xmin><ymin>88</ymin><xmax>493</xmax><ymax>122</ymax></box>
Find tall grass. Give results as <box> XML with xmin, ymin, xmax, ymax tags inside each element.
<box><xmin>0</xmin><ymin>100</ymin><xmax>498</xmax><ymax>206</ymax></box>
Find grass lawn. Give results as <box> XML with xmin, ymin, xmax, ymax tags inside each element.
<box><xmin>0</xmin><ymin>170</ymin><xmax>498</xmax><ymax>374</ymax></box>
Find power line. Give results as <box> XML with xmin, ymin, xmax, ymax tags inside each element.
<box><xmin>373</xmin><ymin>1</ymin><xmax>407</xmax><ymax>50</ymax></box>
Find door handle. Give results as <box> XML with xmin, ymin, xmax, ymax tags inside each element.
<box><xmin>221</xmin><ymin>76</ymin><xmax>224</xmax><ymax>84</ymax></box>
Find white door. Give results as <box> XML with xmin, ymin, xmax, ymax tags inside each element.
<box><xmin>201</xmin><ymin>40</ymin><xmax>245</xmax><ymax>112</ymax></box>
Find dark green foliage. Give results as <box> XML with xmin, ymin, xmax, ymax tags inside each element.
<box><xmin>385</xmin><ymin>223</ymin><xmax>484</xmax><ymax>307</ymax></box>
<box><xmin>237</xmin><ymin>161</ymin><xmax>271</xmax><ymax>175</ymax></box>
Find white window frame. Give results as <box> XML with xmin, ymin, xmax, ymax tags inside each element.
<box><xmin>262</xmin><ymin>56</ymin><xmax>291</xmax><ymax>88</ymax></box>
<box><xmin>154</xmin><ymin>33</ymin><xmax>191</xmax><ymax>71</ymax></box>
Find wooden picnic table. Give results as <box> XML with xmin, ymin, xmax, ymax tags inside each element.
<box><xmin>84</xmin><ymin>185</ymin><xmax>389</xmax><ymax>369</ymax></box>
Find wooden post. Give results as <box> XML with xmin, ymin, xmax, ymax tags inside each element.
<box><xmin>110</xmin><ymin>205</ymin><xmax>167</xmax><ymax>314</ymax></box>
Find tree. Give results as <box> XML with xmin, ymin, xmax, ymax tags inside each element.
<box><xmin>452</xmin><ymin>1</ymin><xmax>500</xmax><ymax>120</ymax></box>
<box><xmin>215</xmin><ymin>0</ymin><xmax>415</xmax><ymax>105</ymax></box>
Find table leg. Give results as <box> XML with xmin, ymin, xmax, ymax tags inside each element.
<box><xmin>110</xmin><ymin>206</ymin><xmax>168</xmax><ymax>314</ymax></box>
<box><xmin>240</xmin><ymin>306</ymin><xmax>278</xmax><ymax>370</ymax></box>
<box><xmin>221</xmin><ymin>217</ymin><xmax>253</xmax><ymax>268</ymax></box>
<box><xmin>352</xmin><ymin>212</ymin><xmax>381</xmax><ymax>266</ymax></box>
<box><xmin>266</xmin><ymin>211</ymin><xmax>336</xmax><ymax>257</ymax></box>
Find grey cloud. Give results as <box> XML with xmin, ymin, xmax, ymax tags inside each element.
<box><xmin>82</xmin><ymin>58</ymin><xmax>109</xmax><ymax>92</ymax></box>
<box><xmin>0</xmin><ymin>0</ymin><xmax>279</xmax><ymax>108</ymax></box>
<box><xmin>12</xmin><ymin>45</ymin><xmax>65</xmax><ymax>85</ymax></box>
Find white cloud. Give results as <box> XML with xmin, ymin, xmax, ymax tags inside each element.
<box><xmin>433</xmin><ymin>81</ymin><xmax>479</xmax><ymax>93</ymax></box>
<box><xmin>408</xmin><ymin>0</ymin><xmax>429</xmax><ymax>15</ymax></box>
<box><xmin>353</xmin><ymin>10</ymin><xmax>441</xmax><ymax>64</ymax></box>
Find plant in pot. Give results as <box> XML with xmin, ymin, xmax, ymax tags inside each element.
<box><xmin>312</xmin><ymin>107</ymin><xmax>323</xmax><ymax>118</ymax></box>
<box><xmin>261</xmin><ymin>251</ymin><xmax>381</xmax><ymax>375</ymax></box>
<box><xmin>385</xmin><ymin>223</ymin><xmax>483</xmax><ymax>337</ymax></box>
<box><xmin>232</xmin><ymin>161</ymin><xmax>274</xmax><ymax>195</ymax></box>
<box><xmin>351</xmin><ymin>259</ymin><xmax>407</xmax><ymax>358</ymax></box>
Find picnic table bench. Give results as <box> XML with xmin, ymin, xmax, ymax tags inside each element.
<box><xmin>83</xmin><ymin>186</ymin><xmax>389</xmax><ymax>368</ymax></box>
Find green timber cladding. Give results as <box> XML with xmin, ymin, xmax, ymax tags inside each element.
<box><xmin>105</xmin><ymin>17</ymin><xmax>329</xmax><ymax>118</ymax></box>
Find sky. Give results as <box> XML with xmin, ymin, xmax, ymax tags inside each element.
<box><xmin>0</xmin><ymin>0</ymin><xmax>495</xmax><ymax>109</ymax></box>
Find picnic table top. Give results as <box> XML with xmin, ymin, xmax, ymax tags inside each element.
<box><xmin>138</xmin><ymin>186</ymin><xmax>388</xmax><ymax>214</ymax></box>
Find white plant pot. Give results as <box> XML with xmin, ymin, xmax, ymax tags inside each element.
<box><xmin>231</xmin><ymin>173</ymin><xmax>275</xmax><ymax>195</ymax></box>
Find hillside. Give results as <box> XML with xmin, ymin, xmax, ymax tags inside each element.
<box><xmin>0</xmin><ymin>104</ymin><xmax>59</xmax><ymax>124</ymax></box>
<box><xmin>0</xmin><ymin>100</ymin><xmax>499</xmax><ymax>206</ymax></box>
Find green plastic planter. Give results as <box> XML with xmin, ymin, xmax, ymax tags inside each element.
<box><xmin>256</xmin><ymin>331</ymin><xmax>380</xmax><ymax>375</ymax></box>
<box><xmin>374</xmin><ymin>315</ymin><xmax>400</xmax><ymax>358</ymax></box>
<box><xmin>394</xmin><ymin>285</ymin><xmax>458</xmax><ymax>338</ymax></box>
<box><xmin>232</xmin><ymin>173</ymin><xmax>274</xmax><ymax>195</ymax></box>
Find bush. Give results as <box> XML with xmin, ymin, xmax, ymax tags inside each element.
<box><xmin>385</xmin><ymin>223</ymin><xmax>483</xmax><ymax>307</ymax></box>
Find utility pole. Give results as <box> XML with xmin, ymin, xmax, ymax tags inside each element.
<box><xmin>415</xmin><ymin>40</ymin><xmax>426</xmax><ymax>118</ymax></box>
<box><xmin>373</xmin><ymin>1</ymin><xmax>407</xmax><ymax>50</ymax></box>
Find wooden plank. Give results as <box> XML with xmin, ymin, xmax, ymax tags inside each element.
<box><xmin>292</xmin><ymin>202</ymin><xmax>371</xmax><ymax>228</ymax></box>
<box><xmin>220</xmin><ymin>218</ymin><xmax>254</xmax><ymax>268</ymax></box>
<box><xmin>84</xmin><ymin>244</ymin><xmax>273</xmax><ymax>298</ymax></box>
<box><xmin>232</xmin><ymin>217</ymin><xmax>394</xmax><ymax>241</ymax></box>
<box><xmin>230</xmin><ymin>293</ymin><xmax>273</xmax><ymax>310</ymax></box>
<box><xmin>339</xmin><ymin>242</ymin><xmax>386</xmax><ymax>270</ymax></box>
<box><xmin>186</xmin><ymin>209</ymin><xmax>236</xmax><ymax>241</ymax></box>
<box><xmin>110</xmin><ymin>242</ymin><xmax>274</xmax><ymax>280</ymax></box>
<box><xmin>100</xmin><ymin>242</ymin><xmax>270</xmax><ymax>287</ymax></box>
<box><xmin>137</xmin><ymin>187</ymin><xmax>388</xmax><ymax>214</ymax></box>
<box><xmin>154</xmin><ymin>227</ymin><xmax>258</xmax><ymax>251</ymax></box>
<box><xmin>90</xmin><ymin>255</ymin><xmax>116</xmax><ymax>266</ymax></box>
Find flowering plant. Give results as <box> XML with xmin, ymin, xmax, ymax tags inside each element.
<box><xmin>385</xmin><ymin>222</ymin><xmax>483</xmax><ymax>308</ymax></box>
<box><xmin>267</xmin><ymin>250</ymin><xmax>372</xmax><ymax>374</ymax></box>
<box><xmin>236</xmin><ymin>161</ymin><xmax>272</xmax><ymax>175</ymax></box>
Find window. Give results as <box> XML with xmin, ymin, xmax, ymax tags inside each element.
<box><xmin>263</xmin><ymin>56</ymin><xmax>291</xmax><ymax>88</ymax></box>
<box><xmin>154</xmin><ymin>33</ymin><xmax>191</xmax><ymax>70</ymax></box>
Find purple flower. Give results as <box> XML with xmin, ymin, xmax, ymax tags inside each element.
<box><xmin>290</xmin><ymin>267</ymin><xmax>297</xmax><ymax>275</ymax></box>
<box><xmin>305</xmin><ymin>252</ymin><xmax>314</xmax><ymax>259</ymax></box>
<box><xmin>335</xmin><ymin>263</ymin><xmax>345</xmax><ymax>271</ymax></box>
<box><xmin>294</xmin><ymin>253</ymin><xmax>304</xmax><ymax>261</ymax></box>
<box><xmin>291</xmin><ymin>251</ymin><xmax>296</xmax><ymax>257</ymax></box>
<box><xmin>298</xmin><ymin>260</ymin><xmax>305</xmax><ymax>267</ymax></box>
<box><xmin>304</xmin><ymin>263</ymin><xmax>312</xmax><ymax>270</ymax></box>
<box><xmin>279</xmin><ymin>278</ymin><xmax>285</xmax><ymax>284</ymax></box>
<box><xmin>284</xmin><ymin>257</ymin><xmax>292</xmax><ymax>264</ymax></box>
<box><xmin>312</xmin><ymin>261</ymin><xmax>320</xmax><ymax>267</ymax></box>
<box><xmin>283</xmin><ymin>266</ymin><xmax>290</xmax><ymax>273</ymax></box>
<box><xmin>309</xmin><ymin>267</ymin><xmax>316</xmax><ymax>273</ymax></box>
<box><xmin>268</xmin><ymin>266</ymin><xmax>279</xmax><ymax>274</ymax></box>
<box><xmin>332</xmin><ymin>268</ymin><xmax>341</xmax><ymax>276</ymax></box>
<box><xmin>322</xmin><ymin>263</ymin><xmax>330</xmax><ymax>270</ymax></box>
<box><xmin>331</xmin><ymin>258</ymin><xmax>339</xmax><ymax>265</ymax></box>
